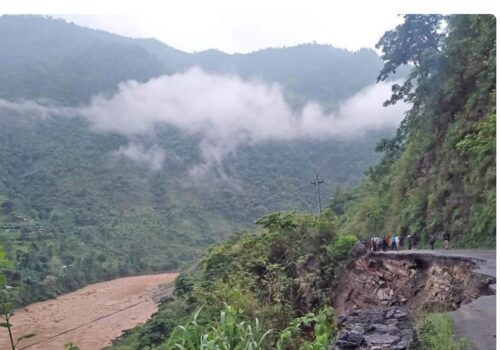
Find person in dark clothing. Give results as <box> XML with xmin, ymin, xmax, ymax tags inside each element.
<box><xmin>407</xmin><ymin>234</ymin><xmax>413</xmax><ymax>250</ymax></box>
<box><xmin>428</xmin><ymin>233</ymin><xmax>436</xmax><ymax>250</ymax></box>
<box><xmin>443</xmin><ymin>231</ymin><xmax>450</xmax><ymax>250</ymax></box>
<box><xmin>412</xmin><ymin>234</ymin><xmax>419</xmax><ymax>249</ymax></box>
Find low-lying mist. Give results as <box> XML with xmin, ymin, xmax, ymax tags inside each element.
<box><xmin>0</xmin><ymin>67</ymin><xmax>407</xmax><ymax>175</ymax></box>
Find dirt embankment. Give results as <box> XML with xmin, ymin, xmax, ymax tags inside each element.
<box><xmin>333</xmin><ymin>250</ymin><xmax>496</xmax><ymax>349</ymax></box>
<box><xmin>0</xmin><ymin>273</ymin><xmax>178</xmax><ymax>350</ymax></box>
<box><xmin>334</xmin><ymin>252</ymin><xmax>494</xmax><ymax>315</ymax></box>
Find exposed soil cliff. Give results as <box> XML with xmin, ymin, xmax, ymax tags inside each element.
<box><xmin>334</xmin><ymin>252</ymin><xmax>495</xmax><ymax>316</ymax></box>
<box><xmin>331</xmin><ymin>251</ymin><xmax>496</xmax><ymax>349</ymax></box>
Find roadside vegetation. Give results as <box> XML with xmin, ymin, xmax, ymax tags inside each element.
<box><xmin>108</xmin><ymin>211</ymin><xmax>345</xmax><ymax>350</ymax></box>
<box><xmin>333</xmin><ymin>15</ymin><xmax>496</xmax><ymax>249</ymax></box>
<box><xmin>417</xmin><ymin>313</ymin><xmax>468</xmax><ymax>350</ymax></box>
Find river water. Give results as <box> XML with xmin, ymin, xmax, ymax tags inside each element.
<box><xmin>0</xmin><ymin>272</ymin><xmax>178</xmax><ymax>350</ymax></box>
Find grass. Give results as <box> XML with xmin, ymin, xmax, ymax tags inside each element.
<box><xmin>417</xmin><ymin>313</ymin><xmax>469</xmax><ymax>350</ymax></box>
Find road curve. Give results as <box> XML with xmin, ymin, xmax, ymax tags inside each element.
<box><xmin>381</xmin><ymin>249</ymin><xmax>496</xmax><ymax>350</ymax></box>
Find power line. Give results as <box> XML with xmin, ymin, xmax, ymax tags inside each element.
<box><xmin>310</xmin><ymin>174</ymin><xmax>324</xmax><ymax>214</ymax></box>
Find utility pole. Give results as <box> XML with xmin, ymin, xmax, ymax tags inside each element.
<box><xmin>311</xmin><ymin>174</ymin><xmax>324</xmax><ymax>214</ymax></box>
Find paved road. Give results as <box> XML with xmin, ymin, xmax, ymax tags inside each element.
<box><xmin>380</xmin><ymin>249</ymin><xmax>496</xmax><ymax>350</ymax></box>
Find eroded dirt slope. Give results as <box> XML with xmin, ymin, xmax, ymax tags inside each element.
<box><xmin>334</xmin><ymin>250</ymin><xmax>496</xmax><ymax>349</ymax></box>
<box><xmin>334</xmin><ymin>251</ymin><xmax>494</xmax><ymax>315</ymax></box>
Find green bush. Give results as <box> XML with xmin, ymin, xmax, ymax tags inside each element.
<box><xmin>276</xmin><ymin>306</ymin><xmax>336</xmax><ymax>350</ymax></box>
<box><xmin>417</xmin><ymin>313</ymin><xmax>468</xmax><ymax>350</ymax></box>
<box><xmin>327</xmin><ymin>235</ymin><xmax>358</xmax><ymax>261</ymax></box>
<box><xmin>166</xmin><ymin>304</ymin><xmax>273</xmax><ymax>350</ymax></box>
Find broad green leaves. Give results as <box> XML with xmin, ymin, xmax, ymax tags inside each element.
<box><xmin>167</xmin><ymin>305</ymin><xmax>273</xmax><ymax>350</ymax></box>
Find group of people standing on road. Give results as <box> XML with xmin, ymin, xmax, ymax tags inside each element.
<box><xmin>367</xmin><ymin>231</ymin><xmax>450</xmax><ymax>251</ymax></box>
<box><xmin>368</xmin><ymin>235</ymin><xmax>402</xmax><ymax>252</ymax></box>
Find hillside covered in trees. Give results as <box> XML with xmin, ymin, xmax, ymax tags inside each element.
<box><xmin>107</xmin><ymin>14</ymin><xmax>496</xmax><ymax>350</ymax></box>
<box><xmin>333</xmin><ymin>14</ymin><xmax>496</xmax><ymax>247</ymax></box>
<box><xmin>0</xmin><ymin>15</ymin><xmax>398</xmax><ymax>303</ymax></box>
<box><xmin>0</xmin><ymin>15</ymin><xmax>385</xmax><ymax>109</ymax></box>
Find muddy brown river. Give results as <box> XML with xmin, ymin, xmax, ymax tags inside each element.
<box><xmin>0</xmin><ymin>273</ymin><xmax>178</xmax><ymax>350</ymax></box>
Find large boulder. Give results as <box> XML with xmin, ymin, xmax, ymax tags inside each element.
<box><xmin>350</xmin><ymin>241</ymin><xmax>368</xmax><ymax>259</ymax></box>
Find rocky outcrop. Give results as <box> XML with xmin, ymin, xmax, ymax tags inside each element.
<box><xmin>349</xmin><ymin>241</ymin><xmax>368</xmax><ymax>259</ymax></box>
<box><xmin>334</xmin><ymin>252</ymin><xmax>494</xmax><ymax>315</ymax></box>
<box><xmin>334</xmin><ymin>306</ymin><xmax>419</xmax><ymax>350</ymax></box>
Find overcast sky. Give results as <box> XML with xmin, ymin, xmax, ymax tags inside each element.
<box><xmin>2</xmin><ymin>0</ymin><xmax>497</xmax><ymax>54</ymax></box>
<box><xmin>55</xmin><ymin>13</ymin><xmax>404</xmax><ymax>53</ymax></box>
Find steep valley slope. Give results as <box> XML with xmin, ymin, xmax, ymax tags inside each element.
<box><xmin>0</xmin><ymin>15</ymin><xmax>397</xmax><ymax>304</ymax></box>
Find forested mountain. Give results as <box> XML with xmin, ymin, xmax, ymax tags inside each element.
<box><xmin>107</xmin><ymin>14</ymin><xmax>496</xmax><ymax>350</ymax></box>
<box><xmin>0</xmin><ymin>16</ymin><xmax>167</xmax><ymax>105</ymax></box>
<box><xmin>332</xmin><ymin>14</ymin><xmax>496</xmax><ymax>247</ymax></box>
<box><xmin>179</xmin><ymin>45</ymin><xmax>383</xmax><ymax>109</ymax></box>
<box><xmin>134</xmin><ymin>37</ymin><xmax>384</xmax><ymax>108</ymax></box>
<box><xmin>0</xmin><ymin>15</ymin><xmax>385</xmax><ymax>109</ymax></box>
<box><xmin>0</xmin><ymin>15</ymin><xmax>396</xmax><ymax>303</ymax></box>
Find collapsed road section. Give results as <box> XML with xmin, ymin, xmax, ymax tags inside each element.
<box><xmin>333</xmin><ymin>250</ymin><xmax>495</xmax><ymax>349</ymax></box>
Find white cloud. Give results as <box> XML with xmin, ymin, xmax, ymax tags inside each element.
<box><xmin>113</xmin><ymin>143</ymin><xmax>165</xmax><ymax>171</ymax></box>
<box><xmin>0</xmin><ymin>68</ymin><xmax>407</xmax><ymax>173</ymax></box>
<box><xmin>80</xmin><ymin>68</ymin><xmax>406</xmax><ymax>172</ymax></box>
